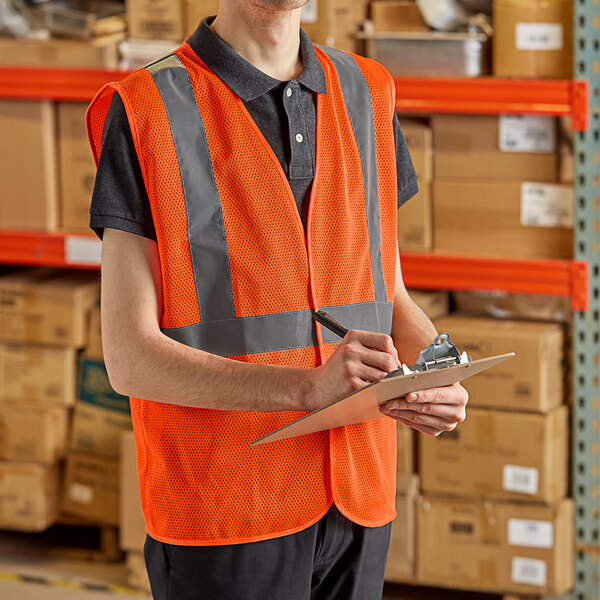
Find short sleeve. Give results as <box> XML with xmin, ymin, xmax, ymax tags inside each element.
<box><xmin>89</xmin><ymin>93</ymin><xmax>157</xmax><ymax>241</ymax></box>
<box><xmin>393</xmin><ymin>112</ymin><xmax>419</xmax><ymax>209</ymax></box>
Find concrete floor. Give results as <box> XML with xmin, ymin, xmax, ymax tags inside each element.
<box><xmin>0</xmin><ymin>553</ymin><xmax>503</xmax><ymax>600</ymax></box>
<box><xmin>0</xmin><ymin>555</ymin><xmax>150</xmax><ymax>600</ymax></box>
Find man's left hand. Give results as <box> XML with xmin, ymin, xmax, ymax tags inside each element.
<box><xmin>379</xmin><ymin>382</ymin><xmax>469</xmax><ymax>436</ymax></box>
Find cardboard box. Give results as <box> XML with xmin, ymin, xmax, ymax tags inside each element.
<box><xmin>120</xmin><ymin>432</ymin><xmax>146</xmax><ymax>553</ymax></box>
<box><xmin>419</xmin><ymin>405</ymin><xmax>568</xmax><ymax>503</ymax></box>
<box><xmin>385</xmin><ymin>475</ymin><xmax>419</xmax><ymax>583</ymax></box>
<box><xmin>453</xmin><ymin>291</ymin><xmax>571</xmax><ymax>324</ymax></box>
<box><xmin>432</xmin><ymin>115</ymin><xmax>557</xmax><ymax>181</ymax></box>
<box><xmin>61</xmin><ymin>452</ymin><xmax>119</xmax><ymax>525</ymax></box>
<box><xmin>417</xmin><ymin>496</ymin><xmax>573</xmax><ymax>594</ymax></box>
<box><xmin>85</xmin><ymin>305</ymin><xmax>103</xmax><ymax>362</ymax></box>
<box><xmin>371</xmin><ymin>1</ymin><xmax>429</xmax><ymax>32</ymax></box>
<box><xmin>493</xmin><ymin>0</ymin><xmax>573</xmax><ymax>79</ymax></box>
<box><xmin>301</xmin><ymin>0</ymin><xmax>369</xmax><ymax>53</ymax></box>
<box><xmin>434</xmin><ymin>315</ymin><xmax>564</xmax><ymax>412</ymax></box>
<box><xmin>398</xmin><ymin>183</ymin><xmax>432</xmax><ymax>251</ymax></box>
<box><xmin>0</xmin><ymin>100</ymin><xmax>58</xmax><ymax>231</ymax></box>
<box><xmin>408</xmin><ymin>290</ymin><xmax>450</xmax><ymax>321</ymax></box>
<box><xmin>0</xmin><ymin>34</ymin><xmax>123</xmax><ymax>69</ymax></box>
<box><xmin>127</xmin><ymin>0</ymin><xmax>185</xmax><ymax>40</ymax></box>
<box><xmin>397</xmin><ymin>422</ymin><xmax>415</xmax><ymax>479</ymax></box>
<box><xmin>0</xmin><ymin>462</ymin><xmax>58</xmax><ymax>531</ymax></box>
<box><xmin>184</xmin><ymin>0</ymin><xmax>220</xmax><ymax>36</ymax></box>
<box><xmin>0</xmin><ymin>343</ymin><xmax>78</xmax><ymax>407</ymax></box>
<box><xmin>433</xmin><ymin>179</ymin><xmax>573</xmax><ymax>260</ymax></box>
<box><xmin>0</xmin><ymin>269</ymin><xmax>100</xmax><ymax>347</ymax></box>
<box><xmin>399</xmin><ymin>118</ymin><xmax>433</xmax><ymax>183</ymax></box>
<box><xmin>58</xmin><ymin>103</ymin><xmax>97</xmax><ymax>234</ymax></box>
<box><xmin>0</xmin><ymin>404</ymin><xmax>69</xmax><ymax>464</ymax></box>
<box><xmin>71</xmin><ymin>360</ymin><xmax>131</xmax><ymax>459</ymax></box>
<box><xmin>129</xmin><ymin>0</ymin><xmax>218</xmax><ymax>40</ymax></box>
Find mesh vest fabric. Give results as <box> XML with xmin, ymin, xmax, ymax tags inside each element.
<box><xmin>86</xmin><ymin>42</ymin><xmax>399</xmax><ymax>545</ymax></box>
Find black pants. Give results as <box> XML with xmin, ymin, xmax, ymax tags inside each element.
<box><xmin>144</xmin><ymin>504</ymin><xmax>392</xmax><ymax>600</ymax></box>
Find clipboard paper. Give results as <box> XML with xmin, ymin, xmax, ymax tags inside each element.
<box><xmin>251</xmin><ymin>353</ymin><xmax>515</xmax><ymax>446</ymax></box>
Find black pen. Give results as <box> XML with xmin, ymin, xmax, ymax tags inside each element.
<box><xmin>312</xmin><ymin>310</ymin><xmax>402</xmax><ymax>376</ymax></box>
<box><xmin>312</xmin><ymin>310</ymin><xmax>348</xmax><ymax>338</ymax></box>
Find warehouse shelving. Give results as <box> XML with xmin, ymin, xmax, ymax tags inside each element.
<box><xmin>0</xmin><ymin>5</ymin><xmax>599</xmax><ymax>596</ymax></box>
<box><xmin>573</xmin><ymin>3</ymin><xmax>600</xmax><ymax>600</ymax></box>
<box><xmin>0</xmin><ymin>230</ymin><xmax>589</xmax><ymax>311</ymax></box>
<box><xmin>0</xmin><ymin>65</ymin><xmax>590</xmax><ymax>129</ymax></box>
<box><xmin>394</xmin><ymin>76</ymin><xmax>590</xmax><ymax>131</ymax></box>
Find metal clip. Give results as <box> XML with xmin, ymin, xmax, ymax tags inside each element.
<box><xmin>386</xmin><ymin>333</ymin><xmax>471</xmax><ymax>378</ymax></box>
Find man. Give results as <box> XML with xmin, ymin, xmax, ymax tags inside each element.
<box><xmin>87</xmin><ymin>1</ymin><xmax>468</xmax><ymax>598</ymax></box>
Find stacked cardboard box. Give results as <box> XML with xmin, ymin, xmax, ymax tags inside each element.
<box><xmin>432</xmin><ymin>114</ymin><xmax>572</xmax><ymax>260</ymax></box>
<box><xmin>121</xmin><ymin>431</ymin><xmax>150</xmax><ymax>591</ymax></box>
<box><xmin>62</xmin><ymin>305</ymin><xmax>132</xmax><ymax>526</ymax></box>
<box><xmin>0</xmin><ymin>101</ymin><xmax>59</xmax><ymax>231</ymax></box>
<box><xmin>0</xmin><ymin>269</ymin><xmax>100</xmax><ymax>531</ymax></box>
<box><xmin>370</xmin><ymin>1</ymin><xmax>429</xmax><ymax>32</ymax></box>
<box><xmin>300</xmin><ymin>0</ymin><xmax>369</xmax><ymax>53</ymax></box>
<box><xmin>493</xmin><ymin>0</ymin><xmax>573</xmax><ymax>79</ymax></box>
<box><xmin>415</xmin><ymin>313</ymin><xmax>572</xmax><ymax>595</ymax></box>
<box><xmin>397</xmin><ymin>119</ymin><xmax>433</xmax><ymax>252</ymax></box>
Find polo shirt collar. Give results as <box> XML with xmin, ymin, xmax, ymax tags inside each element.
<box><xmin>186</xmin><ymin>16</ymin><xmax>327</xmax><ymax>101</ymax></box>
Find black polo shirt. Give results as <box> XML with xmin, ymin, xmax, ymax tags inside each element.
<box><xmin>89</xmin><ymin>17</ymin><xmax>418</xmax><ymax>241</ymax></box>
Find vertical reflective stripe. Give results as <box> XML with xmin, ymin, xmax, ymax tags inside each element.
<box><xmin>147</xmin><ymin>54</ymin><xmax>236</xmax><ymax>322</ymax></box>
<box><xmin>317</xmin><ymin>46</ymin><xmax>386</xmax><ymax>303</ymax></box>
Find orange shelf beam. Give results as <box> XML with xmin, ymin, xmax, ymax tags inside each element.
<box><xmin>394</xmin><ymin>77</ymin><xmax>589</xmax><ymax>131</ymax></box>
<box><xmin>0</xmin><ymin>232</ymin><xmax>589</xmax><ymax>311</ymax></box>
<box><xmin>0</xmin><ymin>231</ymin><xmax>101</xmax><ymax>270</ymax></box>
<box><xmin>0</xmin><ymin>66</ymin><xmax>130</xmax><ymax>102</ymax></box>
<box><xmin>0</xmin><ymin>68</ymin><xmax>589</xmax><ymax>130</ymax></box>
<box><xmin>400</xmin><ymin>253</ymin><xmax>589</xmax><ymax>312</ymax></box>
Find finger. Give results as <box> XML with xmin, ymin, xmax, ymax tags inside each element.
<box><xmin>353</xmin><ymin>363</ymin><xmax>390</xmax><ymax>383</ymax></box>
<box><xmin>380</xmin><ymin>409</ymin><xmax>458</xmax><ymax>433</ymax></box>
<box><xmin>349</xmin><ymin>330</ymin><xmax>397</xmax><ymax>358</ymax></box>
<box><xmin>384</xmin><ymin>399</ymin><xmax>466</xmax><ymax>422</ymax></box>
<box><xmin>356</xmin><ymin>345</ymin><xmax>398</xmax><ymax>374</ymax></box>
<box><xmin>405</xmin><ymin>383</ymin><xmax>469</xmax><ymax>406</ymax></box>
<box><xmin>386</xmin><ymin>414</ymin><xmax>442</xmax><ymax>437</ymax></box>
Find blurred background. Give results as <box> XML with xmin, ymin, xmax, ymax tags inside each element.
<box><xmin>0</xmin><ymin>0</ymin><xmax>598</xmax><ymax>599</ymax></box>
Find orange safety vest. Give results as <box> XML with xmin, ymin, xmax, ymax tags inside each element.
<box><xmin>87</xmin><ymin>41</ymin><xmax>399</xmax><ymax>546</ymax></box>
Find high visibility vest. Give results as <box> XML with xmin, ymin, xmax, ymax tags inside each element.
<box><xmin>87</xmin><ymin>41</ymin><xmax>399</xmax><ymax>546</ymax></box>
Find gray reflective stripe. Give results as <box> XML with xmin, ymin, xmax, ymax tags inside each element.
<box><xmin>161</xmin><ymin>301</ymin><xmax>392</xmax><ymax>357</ymax></box>
<box><xmin>318</xmin><ymin>46</ymin><xmax>386</xmax><ymax>304</ymax></box>
<box><xmin>318</xmin><ymin>301</ymin><xmax>393</xmax><ymax>345</ymax></box>
<box><xmin>147</xmin><ymin>54</ymin><xmax>236</xmax><ymax>322</ymax></box>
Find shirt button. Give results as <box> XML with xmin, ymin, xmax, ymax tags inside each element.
<box><xmin>286</xmin><ymin>87</ymin><xmax>292</xmax><ymax>97</ymax></box>
<box><xmin>295</xmin><ymin>133</ymin><xmax>304</xmax><ymax>143</ymax></box>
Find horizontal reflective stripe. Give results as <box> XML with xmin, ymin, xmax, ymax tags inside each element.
<box><xmin>161</xmin><ymin>302</ymin><xmax>393</xmax><ymax>357</ymax></box>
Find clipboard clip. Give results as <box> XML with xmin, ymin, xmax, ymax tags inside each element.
<box><xmin>387</xmin><ymin>333</ymin><xmax>471</xmax><ymax>378</ymax></box>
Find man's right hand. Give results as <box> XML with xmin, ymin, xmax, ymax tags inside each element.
<box><xmin>304</xmin><ymin>330</ymin><xmax>399</xmax><ymax>412</ymax></box>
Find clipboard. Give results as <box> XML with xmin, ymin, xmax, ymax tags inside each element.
<box><xmin>251</xmin><ymin>352</ymin><xmax>515</xmax><ymax>446</ymax></box>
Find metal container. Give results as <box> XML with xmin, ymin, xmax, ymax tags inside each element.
<box><xmin>358</xmin><ymin>27</ymin><xmax>491</xmax><ymax>78</ymax></box>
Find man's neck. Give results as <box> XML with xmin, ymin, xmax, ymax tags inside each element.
<box><xmin>210</xmin><ymin>1</ymin><xmax>303</xmax><ymax>81</ymax></box>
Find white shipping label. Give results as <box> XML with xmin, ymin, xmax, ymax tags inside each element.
<box><xmin>521</xmin><ymin>183</ymin><xmax>574</xmax><ymax>228</ymax></box>
<box><xmin>508</xmin><ymin>519</ymin><xmax>554</xmax><ymax>548</ymax></box>
<box><xmin>503</xmin><ymin>465</ymin><xmax>539</xmax><ymax>495</ymax></box>
<box><xmin>511</xmin><ymin>557</ymin><xmax>547</xmax><ymax>587</ymax></box>
<box><xmin>65</xmin><ymin>236</ymin><xmax>102</xmax><ymax>265</ymax></box>
<box><xmin>516</xmin><ymin>23</ymin><xmax>563</xmax><ymax>51</ymax></box>
<box><xmin>499</xmin><ymin>115</ymin><xmax>556</xmax><ymax>153</ymax></box>
<box><xmin>301</xmin><ymin>0</ymin><xmax>318</xmax><ymax>23</ymax></box>
<box><xmin>68</xmin><ymin>483</ymin><xmax>93</xmax><ymax>505</ymax></box>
